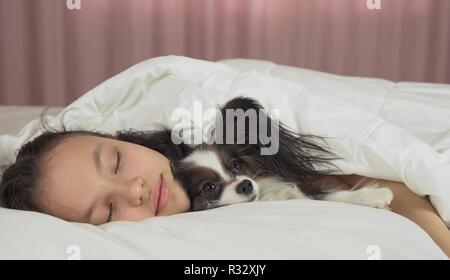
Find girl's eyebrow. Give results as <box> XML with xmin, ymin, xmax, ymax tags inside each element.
<box><xmin>93</xmin><ymin>142</ymin><xmax>104</xmax><ymax>174</ymax></box>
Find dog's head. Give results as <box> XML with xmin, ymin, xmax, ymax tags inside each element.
<box><xmin>172</xmin><ymin>144</ymin><xmax>270</xmax><ymax>211</ymax></box>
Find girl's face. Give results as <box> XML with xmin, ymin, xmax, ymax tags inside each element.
<box><xmin>37</xmin><ymin>135</ymin><xmax>190</xmax><ymax>225</ymax></box>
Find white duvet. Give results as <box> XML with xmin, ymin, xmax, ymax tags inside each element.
<box><xmin>0</xmin><ymin>56</ymin><xmax>449</xmax><ymax>259</ymax></box>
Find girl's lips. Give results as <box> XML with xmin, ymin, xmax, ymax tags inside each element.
<box><xmin>156</xmin><ymin>176</ymin><xmax>169</xmax><ymax>215</ymax></box>
<box><xmin>151</xmin><ymin>175</ymin><xmax>162</xmax><ymax>215</ymax></box>
<box><xmin>151</xmin><ymin>175</ymin><xmax>170</xmax><ymax>216</ymax></box>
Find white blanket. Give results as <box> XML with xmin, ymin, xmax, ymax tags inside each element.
<box><xmin>0</xmin><ymin>56</ymin><xmax>448</xmax><ymax>259</ymax></box>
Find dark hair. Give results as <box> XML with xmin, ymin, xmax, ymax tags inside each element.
<box><xmin>0</xmin><ymin>112</ymin><xmax>191</xmax><ymax>212</ymax></box>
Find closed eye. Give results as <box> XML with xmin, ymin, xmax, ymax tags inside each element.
<box><xmin>114</xmin><ymin>152</ymin><xmax>121</xmax><ymax>174</ymax></box>
<box><xmin>106</xmin><ymin>203</ymin><xmax>113</xmax><ymax>223</ymax></box>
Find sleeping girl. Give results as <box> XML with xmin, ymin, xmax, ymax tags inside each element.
<box><xmin>1</xmin><ymin>106</ymin><xmax>449</xmax><ymax>258</ymax></box>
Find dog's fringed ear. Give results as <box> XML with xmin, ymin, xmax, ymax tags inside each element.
<box><xmin>217</xmin><ymin>96</ymin><xmax>282</xmax><ymax>156</ymax></box>
<box><xmin>217</xmin><ymin>96</ymin><xmax>267</xmax><ymax>146</ymax></box>
<box><xmin>217</xmin><ymin>96</ymin><xmax>341</xmax><ymax>199</ymax></box>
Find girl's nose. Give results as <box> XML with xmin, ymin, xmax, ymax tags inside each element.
<box><xmin>126</xmin><ymin>177</ymin><xmax>145</xmax><ymax>207</ymax></box>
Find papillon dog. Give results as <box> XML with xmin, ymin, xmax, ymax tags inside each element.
<box><xmin>172</xmin><ymin>97</ymin><xmax>393</xmax><ymax>211</ymax></box>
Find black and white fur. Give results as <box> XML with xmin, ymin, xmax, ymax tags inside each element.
<box><xmin>172</xmin><ymin>97</ymin><xmax>393</xmax><ymax>211</ymax></box>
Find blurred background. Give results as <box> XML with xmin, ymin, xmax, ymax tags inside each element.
<box><xmin>0</xmin><ymin>0</ymin><xmax>449</xmax><ymax>106</ymax></box>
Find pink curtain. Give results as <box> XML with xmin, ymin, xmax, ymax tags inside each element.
<box><xmin>1</xmin><ymin>0</ymin><xmax>449</xmax><ymax>106</ymax></box>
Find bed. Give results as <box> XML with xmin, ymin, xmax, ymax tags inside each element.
<box><xmin>0</xmin><ymin>56</ymin><xmax>448</xmax><ymax>259</ymax></box>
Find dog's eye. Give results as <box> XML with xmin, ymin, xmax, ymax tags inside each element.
<box><xmin>202</xmin><ymin>182</ymin><xmax>217</xmax><ymax>193</ymax></box>
<box><xmin>232</xmin><ymin>160</ymin><xmax>242</xmax><ymax>171</ymax></box>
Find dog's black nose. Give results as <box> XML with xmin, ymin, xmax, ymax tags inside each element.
<box><xmin>236</xmin><ymin>179</ymin><xmax>253</xmax><ymax>195</ymax></box>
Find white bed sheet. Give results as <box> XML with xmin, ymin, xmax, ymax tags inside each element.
<box><xmin>0</xmin><ymin>56</ymin><xmax>448</xmax><ymax>259</ymax></box>
<box><xmin>0</xmin><ymin>200</ymin><xmax>444</xmax><ymax>259</ymax></box>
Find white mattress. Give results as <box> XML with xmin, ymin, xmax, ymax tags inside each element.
<box><xmin>0</xmin><ymin>56</ymin><xmax>448</xmax><ymax>259</ymax></box>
